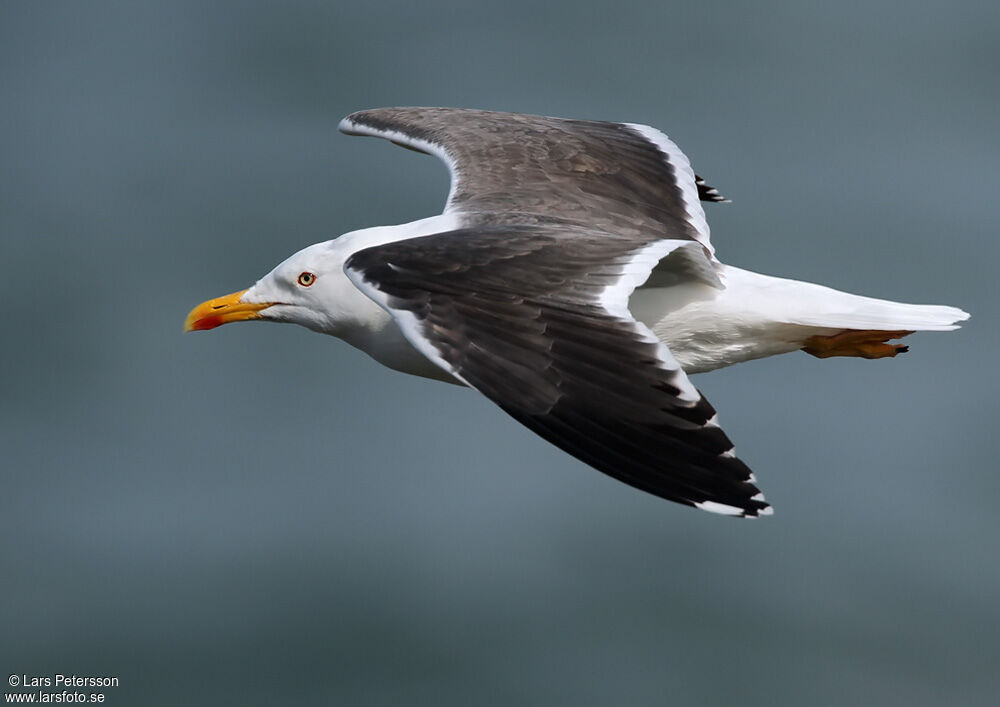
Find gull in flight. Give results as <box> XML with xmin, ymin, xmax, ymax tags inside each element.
<box><xmin>186</xmin><ymin>108</ymin><xmax>968</xmax><ymax>518</ymax></box>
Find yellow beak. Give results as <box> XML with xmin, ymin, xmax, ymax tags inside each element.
<box><xmin>184</xmin><ymin>289</ymin><xmax>273</xmax><ymax>332</ymax></box>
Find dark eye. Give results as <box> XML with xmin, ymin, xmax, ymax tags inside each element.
<box><xmin>297</xmin><ymin>271</ymin><xmax>316</xmax><ymax>287</ymax></box>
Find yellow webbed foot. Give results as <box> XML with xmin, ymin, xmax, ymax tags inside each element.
<box><xmin>802</xmin><ymin>330</ymin><xmax>914</xmax><ymax>359</ymax></box>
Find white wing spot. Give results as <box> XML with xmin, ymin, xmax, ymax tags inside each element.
<box><xmin>695</xmin><ymin>500</ymin><xmax>746</xmax><ymax>517</ymax></box>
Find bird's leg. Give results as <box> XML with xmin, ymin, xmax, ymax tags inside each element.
<box><xmin>802</xmin><ymin>330</ymin><xmax>914</xmax><ymax>359</ymax></box>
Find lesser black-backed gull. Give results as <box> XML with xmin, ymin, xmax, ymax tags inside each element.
<box><xmin>186</xmin><ymin>108</ymin><xmax>968</xmax><ymax>518</ymax></box>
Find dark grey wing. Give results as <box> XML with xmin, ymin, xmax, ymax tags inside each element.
<box><xmin>344</xmin><ymin>224</ymin><xmax>770</xmax><ymax>517</ymax></box>
<box><xmin>339</xmin><ymin>107</ymin><xmax>719</xmax><ymax>261</ymax></box>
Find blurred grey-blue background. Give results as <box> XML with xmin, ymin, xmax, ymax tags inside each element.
<box><xmin>2</xmin><ymin>1</ymin><xmax>998</xmax><ymax>705</ymax></box>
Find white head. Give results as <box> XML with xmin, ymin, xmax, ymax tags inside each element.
<box><xmin>187</xmin><ymin>216</ymin><xmax>457</xmax><ymax>341</ymax></box>
<box><xmin>184</xmin><ymin>238</ymin><xmax>372</xmax><ymax>337</ymax></box>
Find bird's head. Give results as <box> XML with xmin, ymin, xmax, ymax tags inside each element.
<box><xmin>185</xmin><ymin>240</ymin><xmax>358</xmax><ymax>335</ymax></box>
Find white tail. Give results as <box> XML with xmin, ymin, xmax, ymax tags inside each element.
<box><xmin>787</xmin><ymin>294</ymin><xmax>969</xmax><ymax>332</ymax></box>
<box><xmin>720</xmin><ymin>266</ymin><xmax>970</xmax><ymax>333</ymax></box>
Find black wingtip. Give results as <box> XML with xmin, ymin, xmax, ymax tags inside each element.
<box><xmin>695</xmin><ymin>175</ymin><xmax>729</xmax><ymax>203</ymax></box>
<box><xmin>747</xmin><ymin>503</ymin><xmax>774</xmax><ymax>519</ymax></box>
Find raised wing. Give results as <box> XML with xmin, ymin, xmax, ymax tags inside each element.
<box><xmin>344</xmin><ymin>223</ymin><xmax>769</xmax><ymax>517</ymax></box>
<box><xmin>339</xmin><ymin>107</ymin><xmax>721</xmax><ymax>261</ymax></box>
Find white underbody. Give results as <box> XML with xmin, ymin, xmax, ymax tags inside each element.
<box><xmin>356</xmin><ymin>263</ymin><xmax>965</xmax><ymax>381</ymax></box>
<box><xmin>630</xmin><ymin>268</ymin><xmax>842</xmax><ymax>374</ymax></box>
<box><xmin>630</xmin><ymin>265</ymin><xmax>965</xmax><ymax>374</ymax></box>
<box><xmin>256</xmin><ymin>216</ymin><xmax>967</xmax><ymax>383</ymax></box>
